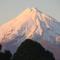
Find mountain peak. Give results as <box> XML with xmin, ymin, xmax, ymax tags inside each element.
<box><xmin>0</xmin><ymin>8</ymin><xmax>60</xmax><ymax>60</ymax></box>
<box><xmin>0</xmin><ymin>8</ymin><xmax>60</xmax><ymax>54</ymax></box>
<box><xmin>0</xmin><ymin>8</ymin><xmax>60</xmax><ymax>44</ymax></box>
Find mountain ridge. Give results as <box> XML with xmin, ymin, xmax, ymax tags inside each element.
<box><xmin>0</xmin><ymin>8</ymin><xmax>60</xmax><ymax>54</ymax></box>
<box><xmin>0</xmin><ymin>8</ymin><xmax>60</xmax><ymax>44</ymax></box>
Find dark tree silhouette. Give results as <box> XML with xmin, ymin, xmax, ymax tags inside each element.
<box><xmin>12</xmin><ymin>39</ymin><xmax>55</xmax><ymax>60</ymax></box>
<box><xmin>0</xmin><ymin>44</ymin><xmax>12</xmax><ymax>60</ymax></box>
<box><xmin>0</xmin><ymin>50</ymin><xmax>12</xmax><ymax>60</ymax></box>
<box><xmin>4</xmin><ymin>50</ymin><xmax>12</xmax><ymax>60</ymax></box>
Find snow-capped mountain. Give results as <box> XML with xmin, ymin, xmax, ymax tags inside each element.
<box><xmin>0</xmin><ymin>8</ymin><xmax>60</xmax><ymax>56</ymax></box>
<box><xmin>0</xmin><ymin>8</ymin><xmax>60</xmax><ymax>44</ymax></box>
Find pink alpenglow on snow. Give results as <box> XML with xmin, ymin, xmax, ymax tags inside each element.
<box><xmin>0</xmin><ymin>8</ymin><xmax>60</xmax><ymax>60</ymax></box>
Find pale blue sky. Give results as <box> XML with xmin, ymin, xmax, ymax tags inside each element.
<box><xmin>0</xmin><ymin>0</ymin><xmax>60</xmax><ymax>24</ymax></box>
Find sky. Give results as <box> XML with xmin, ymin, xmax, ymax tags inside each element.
<box><xmin>0</xmin><ymin>0</ymin><xmax>60</xmax><ymax>24</ymax></box>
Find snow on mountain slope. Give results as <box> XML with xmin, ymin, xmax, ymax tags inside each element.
<box><xmin>0</xmin><ymin>8</ymin><xmax>60</xmax><ymax>54</ymax></box>
<box><xmin>0</xmin><ymin>8</ymin><xmax>37</xmax><ymax>44</ymax></box>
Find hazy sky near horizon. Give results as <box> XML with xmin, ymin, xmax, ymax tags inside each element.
<box><xmin>0</xmin><ymin>0</ymin><xmax>60</xmax><ymax>24</ymax></box>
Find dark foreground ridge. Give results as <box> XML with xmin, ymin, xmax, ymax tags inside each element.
<box><xmin>12</xmin><ymin>39</ymin><xmax>55</xmax><ymax>60</ymax></box>
<box><xmin>0</xmin><ymin>39</ymin><xmax>55</xmax><ymax>60</ymax></box>
<box><xmin>0</xmin><ymin>44</ymin><xmax>12</xmax><ymax>60</ymax></box>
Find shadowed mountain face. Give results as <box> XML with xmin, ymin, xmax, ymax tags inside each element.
<box><xmin>40</xmin><ymin>40</ymin><xmax>60</xmax><ymax>60</ymax></box>
<box><xmin>12</xmin><ymin>39</ymin><xmax>55</xmax><ymax>60</ymax></box>
<box><xmin>0</xmin><ymin>8</ymin><xmax>60</xmax><ymax>60</ymax></box>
